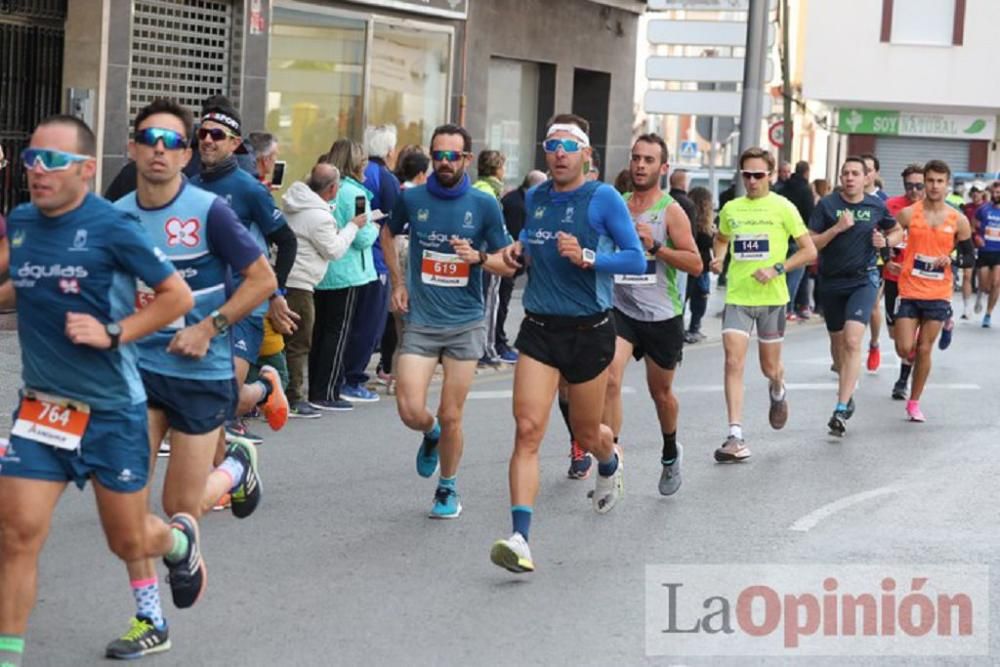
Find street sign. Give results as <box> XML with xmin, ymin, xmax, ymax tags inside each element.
<box><xmin>645</xmin><ymin>89</ymin><xmax>743</xmax><ymax>117</ymax></box>
<box><xmin>646</xmin><ymin>56</ymin><xmax>774</xmax><ymax>83</ymax></box>
<box><xmin>767</xmin><ymin>120</ymin><xmax>784</xmax><ymax>147</ymax></box>
<box><xmin>679</xmin><ymin>140</ymin><xmax>699</xmax><ymax>162</ymax></box>
<box><xmin>648</xmin><ymin>0</ymin><xmax>776</xmax><ymax>9</ymax></box>
<box><xmin>647</xmin><ymin>20</ymin><xmax>776</xmax><ymax>47</ymax></box>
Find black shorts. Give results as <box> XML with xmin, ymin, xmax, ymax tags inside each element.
<box><xmin>818</xmin><ymin>276</ymin><xmax>880</xmax><ymax>333</ymax></box>
<box><xmin>895</xmin><ymin>298</ymin><xmax>952</xmax><ymax>322</ymax></box>
<box><xmin>884</xmin><ymin>279</ymin><xmax>900</xmax><ymax>326</ymax></box>
<box><xmin>613</xmin><ymin>309</ymin><xmax>684</xmax><ymax>370</ymax></box>
<box><xmin>515</xmin><ymin>310</ymin><xmax>616</xmax><ymax>384</ymax></box>
<box><xmin>141</xmin><ymin>370</ymin><xmax>238</xmax><ymax>435</ymax></box>
<box><xmin>976</xmin><ymin>251</ymin><xmax>1000</xmax><ymax>269</ymax></box>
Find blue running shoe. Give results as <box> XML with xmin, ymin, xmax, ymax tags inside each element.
<box><xmin>416</xmin><ymin>431</ymin><xmax>440</xmax><ymax>478</ymax></box>
<box><xmin>938</xmin><ymin>319</ymin><xmax>953</xmax><ymax>350</ymax></box>
<box><xmin>429</xmin><ymin>486</ymin><xmax>462</xmax><ymax>519</ymax></box>
<box><xmin>498</xmin><ymin>348</ymin><xmax>519</xmax><ymax>364</ymax></box>
<box><xmin>341</xmin><ymin>384</ymin><xmax>379</xmax><ymax>403</ymax></box>
<box><xmin>983</xmin><ymin>314</ymin><xmax>992</xmax><ymax>328</ymax></box>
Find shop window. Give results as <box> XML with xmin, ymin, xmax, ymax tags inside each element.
<box><xmin>882</xmin><ymin>0</ymin><xmax>964</xmax><ymax>46</ymax></box>
<box><xmin>487</xmin><ymin>58</ymin><xmax>541</xmax><ymax>187</ymax></box>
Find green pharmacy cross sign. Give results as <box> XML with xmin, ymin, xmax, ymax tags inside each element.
<box><xmin>838</xmin><ymin>108</ymin><xmax>995</xmax><ymax>141</ymax></box>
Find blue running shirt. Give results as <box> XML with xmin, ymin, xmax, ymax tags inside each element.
<box><xmin>976</xmin><ymin>203</ymin><xmax>1000</xmax><ymax>252</ymax></box>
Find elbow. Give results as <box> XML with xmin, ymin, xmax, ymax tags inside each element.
<box><xmin>804</xmin><ymin>245</ymin><xmax>818</xmax><ymax>263</ymax></box>
<box><xmin>172</xmin><ymin>284</ymin><xmax>195</xmax><ymax>317</ymax></box>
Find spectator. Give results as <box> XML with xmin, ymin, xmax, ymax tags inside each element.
<box><xmin>394</xmin><ymin>144</ymin><xmax>424</xmax><ymax>179</ymax></box>
<box><xmin>613</xmin><ymin>168</ymin><xmax>632</xmax><ymax>194</ymax></box>
<box><xmin>473</xmin><ymin>149</ymin><xmax>507</xmax><ymax>366</ymax></box>
<box><xmin>717</xmin><ymin>182</ymin><xmax>737</xmax><ymax>287</ymax></box>
<box><xmin>780</xmin><ymin>161</ymin><xmax>815</xmax><ymax>320</ymax></box>
<box><xmin>668</xmin><ymin>168</ymin><xmax>698</xmax><ymax>232</ymax></box>
<box><xmin>860</xmin><ymin>153</ymin><xmax>889</xmax><ymax>202</ymax></box>
<box><xmin>282</xmin><ymin>162</ymin><xmax>367</xmax><ymax>418</ymax></box>
<box><xmin>812</xmin><ymin>178</ymin><xmax>830</xmax><ymax>203</ymax></box>
<box><xmin>586</xmin><ymin>150</ymin><xmax>601</xmax><ymax>181</ymax></box>
<box><xmin>685</xmin><ymin>186</ymin><xmax>715</xmax><ymax>343</ymax></box>
<box><xmin>247</xmin><ymin>131</ymin><xmax>280</xmax><ymax>187</ymax></box>
<box><xmin>308</xmin><ymin>139</ymin><xmax>378</xmax><ymax>411</ymax></box>
<box><xmin>775</xmin><ymin>161</ymin><xmax>792</xmax><ymax>192</ymax></box>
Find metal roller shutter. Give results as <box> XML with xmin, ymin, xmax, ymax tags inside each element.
<box><xmin>129</xmin><ymin>0</ymin><xmax>239</xmax><ymax>120</ymax></box>
<box><xmin>875</xmin><ymin>136</ymin><xmax>970</xmax><ymax>196</ymax></box>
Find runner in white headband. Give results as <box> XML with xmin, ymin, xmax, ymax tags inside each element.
<box><xmin>546</xmin><ymin>123</ymin><xmax>590</xmax><ymax>147</ymax></box>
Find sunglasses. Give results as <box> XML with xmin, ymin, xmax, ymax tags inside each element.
<box><xmin>903</xmin><ymin>182</ymin><xmax>925</xmax><ymax>191</ymax></box>
<box><xmin>134</xmin><ymin>127</ymin><xmax>188</xmax><ymax>150</ymax></box>
<box><xmin>22</xmin><ymin>148</ymin><xmax>93</xmax><ymax>172</ymax></box>
<box><xmin>431</xmin><ymin>150</ymin><xmax>466</xmax><ymax>162</ymax></box>
<box><xmin>543</xmin><ymin>138</ymin><xmax>583</xmax><ymax>154</ymax></box>
<box><xmin>198</xmin><ymin>126</ymin><xmax>238</xmax><ymax>142</ymax></box>
<box><xmin>741</xmin><ymin>170</ymin><xmax>769</xmax><ymax>181</ymax></box>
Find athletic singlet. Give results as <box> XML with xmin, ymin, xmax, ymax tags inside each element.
<box><xmin>899</xmin><ymin>201</ymin><xmax>957</xmax><ymax>301</ymax></box>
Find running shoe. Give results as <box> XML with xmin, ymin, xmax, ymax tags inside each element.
<box><xmin>683</xmin><ymin>331</ymin><xmax>702</xmax><ymax>344</ymax></box>
<box><xmin>289</xmin><ymin>400</ymin><xmax>322</xmax><ymax>419</ymax></box>
<box><xmin>211</xmin><ymin>493</ymin><xmax>232</xmax><ymax>511</ymax></box>
<box><xmin>308</xmin><ymin>399</ymin><xmax>353</xmax><ymax>412</ymax></box>
<box><xmin>843</xmin><ymin>396</ymin><xmax>856</xmax><ymax>420</ymax></box>
<box><xmin>658</xmin><ymin>444</ymin><xmax>682</xmax><ymax>497</ymax></box>
<box><xmin>477</xmin><ymin>355</ymin><xmax>501</xmax><ymax>369</ymax></box>
<box><xmin>797</xmin><ymin>307</ymin><xmax>812</xmax><ymax>320</ymax></box>
<box><xmin>938</xmin><ymin>319</ymin><xmax>954</xmax><ymax>350</ymax></box>
<box><xmin>891</xmin><ymin>379</ymin><xmax>908</xmax><ymax>401</ymax></box>
<box><xmin>592</xmin><ymin>446</ymin><xmax>624</xmax><ymax>514</ymax></box>
<box><xmin>257</xmin><ymin>365</ymin><xmax>289</xmax><ymax>430</ymax></box>
<box><xmin>490</xmin><ymin>533</ymin><xmax>534</xmax><ymax>573</ymax></box>
<box><xmin>429</xmin><ymin>486</ymin><xmax>462</xmax><ymax>519</ymax></box>
<box><xmin>983</xmin><ymin>314</ymin><xmax>992</xmax><ymax>328</ymax></box>
<box><xmin>866</xmin><ymin>345</ymin><xmax>881</xmax><ymax>372</ymax></box>
<box><xmin>341</xmin><ymin>383</ymin><xmax>379</xmax><ymax>403</ymax></box>
<box><xmin>105</xmin><ymin>615</ymin><xmax>170</xmax><ymax>659</ymax></box>
<box><xmin>227</xmin><ymin>439</ymin><xmax>261</xmax><ymax>519</ymax></box>
<box><xmin>768</xmin><ymin>385</ymin><xmax>788</xmax><ymax>430</ymax></box>
<box><xmin>714</xmin><ymin>436</ymin><xmax>751</xmax><ymax>462</ymax></box>
<box><xmin>567</xmin><ymin>440</ymin><xmax>592</xmax><ymax>480</ymax></box>
<box><xmin>225</xmin><ymin>419</ymin><xmax>263</xmax><ymax>445</ymax></box>
<box><xmin>416</xmin><ymin>429</ymin><xmax>440</xmax><ymax>478</ymax></box>
<box><xmin>498</xmin><ymin>348</ymin><xmax>519</xmax><ymax>364</ymax></box>
<box><xmin>164</xmin><ymin>513</ymin><xmax>206</xmax><ymax>609</ymax></box>
<box><xmin>828</xmin><ymin>410</ymin><xmax>847</xmax><ymax>437</ymax></box>
<box><xmin>906</xmin><ymin>401</ymin><xmax>926</xmax><ymax>422</ymax></box>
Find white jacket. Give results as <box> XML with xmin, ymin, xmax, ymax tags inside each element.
<box><xmin>282</xmin><ymin>181</ymin><xmax>360</xmax><ymax>291</ymax></box>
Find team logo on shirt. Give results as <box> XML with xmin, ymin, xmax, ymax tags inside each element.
<box><xmin>59</xmin><ymin>278</ymin><xmax>80</xmax><ymax>294</ymax></box>
<box><xmin>71</xmin><ymin>229</ymin><xmax>88</xmax><ymax>251</ymax></box>
<box><xmin>534</xmin><ymin>207</ymin><xmax>545</xmax><ymax>219</ymax></box>
<box><xmin>417</xmin><ymin>209</ymin><xmax>430</xmax><ymax>223</ymax></box>
<box><xmin>11</xmin><ymin>229</ymin><xmax>25</xmax><ymax>248</ymax></box>
<box><xmin>463</xmin><ymin>211</ymin><xmax>474</xmax><ymax>229</ymax></box>
<box><xmin>562</xmin><ymin>206</ymin><xmax>575</xmax><ymax>225</ymax></box>
<box><xmin>165</xmin><ymin>217</ymin><xmax>201</xmax><ymax>248</ymax></box>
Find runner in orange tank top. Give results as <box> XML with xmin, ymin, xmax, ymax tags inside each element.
<box><xmin>893</xmin><ymin>160</ymin><xmax>974</xmax><ymax>423</ymax></box>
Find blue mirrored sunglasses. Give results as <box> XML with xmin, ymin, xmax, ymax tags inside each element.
<box><xmin>134</xmin><ymin>127</ymin><xmax>189</xmax><ymax>150</ymax></box>
<box><xmin>543</xmin><ymin>138</ymin><xmax>583</xmax><ymax>154</ymax></box>
<box><xmin>22</xmin><ymin>148</ymin><xmax>93</xmax><ymax>172</ymax></box>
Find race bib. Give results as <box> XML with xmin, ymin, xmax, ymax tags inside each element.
<box><xmin>985</xmin><ymin>225</ymin><xmax>1000</xmax><ymax>241</ymax></box>
<box><xmin>614</xmin><ymin>258</ymin><xmax>657</xmax><ymax>285</ymax></box>
<box><xmin>421</xmin><ymin>250</ymin><xmax>470</xmax><ymax>287</ymax></box>
<box><xmin>733</xmin><ymin>234</ymin><xmax>770</xmax><ymax>261</ymax></box>
<box><xmin>11</xmin><ymin>391</ymin><xmax>91</xmax><ymax>451</ymax></box>
<box><xmin>913</xmin><ymin>254</ymin><xmax>945</xmax><ymax>280</ymax></box>
<box><xmin>135</xmin><ymin>280</ymin><xmax>184</xmax><ymax>329</ymax></box>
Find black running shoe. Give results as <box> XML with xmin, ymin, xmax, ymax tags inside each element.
<box><xmin>828</xmin><ymin>411</ymin><xmax>847</xmax><ymax>437</ymax></box>
<box><xmin>227</xmin><ymin>439</ymin><xmax>261</xmax><ymax>519</ymax></box>
<box><xmin>891</xmin><ymin>380</ymin><xmax>907</xmax><ymax>401</ymax></box>
<box><xmin>105</xmin><ymin>615</ymin><xmax>171</xmax><ymax>659</ymax></box>
<box><xmin>843</xmin><ymin>396</ymin><xmax>856</xmax><ymax>420</ymax></box>
<box><xmin>164</xmin><ymin>513</ymin><xmax>206</xmax><ymax>609</ymax></box>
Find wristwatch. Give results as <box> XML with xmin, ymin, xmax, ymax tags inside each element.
<box><xmin>269</xmin><ymin>287</ymin><xmax>287</xmax><ymax>301</ymax></box>
<box><xmin>105</xmin><ymin>322</ymin><xmax>122</xmax><ymax>350</ymax></box>
<box><xmin>582</xmin><ymin>248</ymin><xmax>597</xmax><ymax>267</ymax></box>
<box><xmin>773</xmin><ymin>263</ymin><xmax>786</xmax><ymax>275</ymax></box>
<box><xmin>210</xmin><ymin>309</ymin><xmax>230</xmax><ymax>336</ymax></box>
<box><xmin>649</xmin><ymin>240</ymin><xmax>663</xmax><ymax>256</ymax></box>
<box><xmin>477</xmin><ymin>251</ymin><xmax>488</xmax><ymax>265</ymax></box>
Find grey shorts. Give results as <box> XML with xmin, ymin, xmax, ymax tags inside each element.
<box><xmin>400</xmin><ymin>321</ymin><xmax>486</xmax><ymax>361</ymax></box>
<box><xmin>721</xmin><ymin>304</ymin><xmax>786</xmax><ymax>343</ymax></box>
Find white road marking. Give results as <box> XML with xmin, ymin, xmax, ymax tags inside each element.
<box><xmin>466</xmin><ymin>382</ymin><xmax>977</xmax><ymax>399</ymax></box>
<box><xmin>466</xmin><ymin>386</ymin><xmax>637</xmax><ymax>400</ymax></box>
<box><xmin>789</xmin><ymin>485</ymin><xmax>903</xmax><ymax>532</ymax></box>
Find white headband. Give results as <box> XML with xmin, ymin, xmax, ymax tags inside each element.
<box><xmin>546</xmin><ymin>123</ymin><xmax>590</xmax><ymax>147</ymax></box>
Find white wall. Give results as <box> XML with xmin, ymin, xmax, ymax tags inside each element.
<box><xmin>802</xmin><ymin>0</ymin><xmax>1000</xmax><ymax>112</ymax></box>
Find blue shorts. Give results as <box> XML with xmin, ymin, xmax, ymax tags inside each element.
<box><xmin>142</xmin><ymin>369</ymin><xmax>236</xmax><ymax>435</ymax></box>
<box><xmin>233</xmin><ymin>315</ymin><xmax>264</xmax><ymax>363</ymax></box>
<box><xmin>819</xmin><ymin>276</ymin><xmax>879</xmax><ymax>333</ymax></box>
<box><xmin>1</xmin><ymin>400</ymin><xmax>150</xmax><ymax>493</ymax></box>
<box><xmin>895</xmin><ymin>298</ymin><xmax>952</xmax><ymax>322</ymax></box>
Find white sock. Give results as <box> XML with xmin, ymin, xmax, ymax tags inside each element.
<box><xmin>769</xmin><ymin>383</ymin><xmax>785</xmax><ymax>401</ymax></box>
<box><xmin>729</xmin><ymin>423</ymin><xmax>743</xmax><ymax>439</ymax></box>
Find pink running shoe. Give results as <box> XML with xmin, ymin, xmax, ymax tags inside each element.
<box><xmin>905</xmin><ymin>400</ymin><xmax>925</xmax><ymax>422</ymax></box>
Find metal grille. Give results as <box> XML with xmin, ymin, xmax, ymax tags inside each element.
<box><xmin>875</xmin><ymin>136</ymin><xmax>971</xmax><ymax>197</ymax></box>
<box><xmin>129</xmin><ymin>0</ymin><xmax>237</xmax><ymax>120</ymax></box>
<box><xmin>0</xmin><ymin>0</ymin><xmax>66</xmax><ymax>21</ymax></box>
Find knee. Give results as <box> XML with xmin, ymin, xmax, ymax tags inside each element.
<box><xmin>514</xmin><ymin>415</ymin><xmax>546</xmax><ymax>452</ymax></box>
<box><xmin>105</xmin><ymin>530</ymin><xmax>146</xmax><ymax>562</ymax></box>
<box><xmin>396</xmin><ymin>398</ymin><xmax>426</xmax><ymax>429</ymax></box>
<box><xmin>724</xmin><ymin>353</ymin><xmax>745</xmax><ymax>376</ymax></box>
<box><xmin>605</xmin><ymin>371</ymin><xmax>624</xmax><ymax>397</ymax></box>
<box><xmin>0</xmin><ymin>517</ymin><xmax>46</xmax><ymax>556</ymax></box>
<box><xmin>650</xmin><ymin>384</ymin><xmax>676</xmax><ymax>410</ymax></box>
<box><xmin>842</xmin><ymin>333</ymin><xmax>863</xmax><ymax>353</ymax></box>
<box><xmin>437</xmin><ymin>408</ymin><xmax>463</xmax><ymax>432</ymax></box>
<box><xmin>916</xmin><ymin>340</ymin><xmax>935</xmax><ymax>357</ymax></box>
<box><xmin>759</xmin><ymin>358</ymin><xmax>781</xmax><ymax>379</ymax></box>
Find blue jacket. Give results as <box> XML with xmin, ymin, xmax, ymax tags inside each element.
<box><xmin>316</xmin><ymin>176</ymin><xmax>379</xmax><ymax>290</ymax></box>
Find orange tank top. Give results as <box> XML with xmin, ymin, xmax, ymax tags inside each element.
<box><xmin>899</xmin><ymin>201</ymin><xmax>957</xmax><ymax>301</ymax></box>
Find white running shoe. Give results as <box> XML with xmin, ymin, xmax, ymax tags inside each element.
<box><xmin>592</xmin><ymin>446</ymin><xmax>624</xmax><ymax>514</ymax></box>
<box><xmin>490</xmin><ymin>533</ymin><xmax>534</xmax><ymax>573</ymax></box>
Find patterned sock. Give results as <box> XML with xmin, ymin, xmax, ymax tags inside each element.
<box><xmin>511</xmin><ymin>506</ymin><xmax>532</xmax><ymax>541</ymax></box>
<box><xmin>597</xmin><ymin>452</ymin><xmax>619</xmax><ymax>477</ymax></box>
<box><xmin>217</xmin><ymin>455</ymin><xmax>246</xmax><ymax>492</ymax></box>
<box><xmin>131</xmin><ymin>578</ymin><xmax>166</xmax><ymax>630</ymax></box>
<box><xmin>0</xmin><ymin>635</ymin><xmax>24</xmax><ymax>667</ymax></box>
<box><xmin>164</xmin><ymin>526</ymin><xmax>189</xmax><ymax>565</ymax></box>
<box><xmin>661</xmin><ymin>431</ymin><xmax>677</xmax><ymax>464</ymax></box>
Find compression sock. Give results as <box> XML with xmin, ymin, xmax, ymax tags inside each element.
<box><xmin>0</xmin><ymin>635</ymin><xmax>24</xmax><ymax>667</ymax></box>
<box><xmin>558</xmin><ymin>396</ymin><xmax>574</xmax><ymax>441</ymax></box>
<box><xmin>217</xmin><ymin>455</ymin><xmax>247</xmax><ymax>492</ymax></box>
<box><xmin>511</xmin><ymin>505</ymin><xmax>533</xmax><ymax>541</ymax></box>
<box><xmin>131</xmin><ymin>578</ymin><xmax>166</xmax><ymax>630</ymax></box>
<box><xmin>661</xmin><ymin>431</ymin><xmax>678</xmax><ymax>464</ymax></box>
<box><xmin>898</xmin><ymin>362</ymin><xmax>912</xmax><ymax>384</ymax></box>
<box><xmin>597</xmin><ymin>452</ymin><xmax>619</xmax><ymax>477</ymax></box>
<box><xmin>164</xmin><ymin>527</ymin><xmax>190</xmax><ymax>565</ymax></box>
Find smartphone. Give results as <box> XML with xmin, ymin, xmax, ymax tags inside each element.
<box><xmin>354</xmin><ymin>195</ymin><xmax>367</xmax><ymax>217</ymax></box>
<box><xmin>271</xmin><ymin>160</ymin><xmax>286</xmax><ymax>187</ymax></box>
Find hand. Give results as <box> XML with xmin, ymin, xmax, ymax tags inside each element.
<box><xmin>449</xmin><ymin>236</ymin><xmax>480</xmax><ymax>264</ymax></box>
<box><xmin>556</xmin><ymin>232</ymin><xmax>585</xmax><ymax>267</ymax></box>
<box><xmin>65</xmin><ymin>312</ymin><xmax>112</xmax><ymax>350</ymax></box>
<box><xmin>502</xmin><ymin>241</ymin><xmax>525</xmax><ymax>270</ymax></box>
<box><xmin>709</xmin><ymin>256</ymin><xmax>724</xmax><ymax>274</ymax></box>
<box><xmin>752</xmin><ymin>267</ymin><xmax>778</xmax><ymax>284</ymax></box>
<box><xmin>872</xmin><ymin>229</ymin><xmax>887</xmax><ymax>249</ymax></box>
<box><xmin>636</xmin><ymin>222</ymin><xmax>654</xmax><ymax>250</ymax></box>
<box><xmin>933</xmin><ymin>255</ymin><xmax>952</xmax><ymax>268</ymax></box>
<box><xmin>974</xmin><ymin>235</ymin><xmax>985</xmax><ymax>248</ymax></box>
<box><xmin>266</xmin><ymin>295</ymin><xmax>300</xmax><ymax>335</ymax></box>
<box><xmin>886</xmin><ymin>261</ymin><xmax>903</xmax><ymax>277</ymax></box>
<box><xmin>391</xmin><ymin>284</ymin><xmax>409</xmax><ymax>313</ymax></box>
<box><xmin>166</xmin><ymin>320</ymin><xmax>213</xmax><ymax>359</ymax></box>
<box><xmin>350</xmin><ymin>213</ymin><xmax>368</xmax><ymax>229</ymax></box>
<box><xmin>835</xmin><ymin>210</ymin><xmax>855</xmax><ymax>233</ymax></box>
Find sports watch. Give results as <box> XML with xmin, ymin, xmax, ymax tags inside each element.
<box><xmin>649</xmin><ymin>240</ymin><xmax>663</xmax><ymax>256</ymax></box>
<box><xmin>210</xmin><ymin>309</ymin><xmax>230</xmax><ymax>336</ymax></box>
<box><xmin>582</xmin><ymin>248</ymin><xmax>597</xmax><ymax>267</ymax></box>
<box><xmin>105</xmin><ymin>322</ymin><xmax>122</xmax><ymax>350</ymax></box>
<box><xmin>773</xmin><ymin>263</ymin><xmax>785</xmax><ymax>275</ymax></box>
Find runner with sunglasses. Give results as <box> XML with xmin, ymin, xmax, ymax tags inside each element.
<box><xmin>489</xmin><ymin>114</ymin><xmax>644</xmax><ymax>574</ymax></box>
<box><xmin>808</xmin><ymin>157</ymin><xmax>900</xmax><ymax>436</ymax></box>
<box><xmin>0</xmin><ymin>115</ymin><xmax>202</xmax><ymax>667</ymax></box>
<box><xmin>103</xmin><ymin>99</ymin><xmax>275</xmax><ymax>658</ymax></box>
<box><xmin>190</xmin><ymin>103</ymin><xmax>296</xmax><ymax>447</ymax></box>
<box><xmin>381</xmin><ymin>124</ymin><xmax>512</xmax><ymax>519</ymax></box>
<box><xmin>709</xmin><ymin>147</ymin><xmax>816</xmax><ymax>461</ymax></box>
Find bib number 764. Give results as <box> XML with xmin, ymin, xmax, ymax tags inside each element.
<box><xmin>11</xmin><ymin>392</ymin><xmax>91</xmax><ymax>451</ymax></box>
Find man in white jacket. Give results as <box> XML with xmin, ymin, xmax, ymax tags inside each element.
<box><xmin>282</xmin><ymin>162</ymin><xmax>368</xmax><ymax>417</ymax></box>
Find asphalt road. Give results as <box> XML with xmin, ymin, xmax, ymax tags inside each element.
<box><xmin>5</xmin><ymin>307</ymin><xmax>1000</xmax><ymax>666</ymax></box>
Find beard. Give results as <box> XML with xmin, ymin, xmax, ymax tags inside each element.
<box><xmin>435</xmin><ymin>165</ymin><xmax>464</xmax><ymax>187</ymax></box>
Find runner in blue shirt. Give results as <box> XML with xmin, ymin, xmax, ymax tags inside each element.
<box><xmin>490</xmin><ymin>114</ymin><xmax>644</xmax><ymax>574</ymax></box>
<box><xmin>382</xmin><ymin>123</ymin><xmax>513</xmax><ymax>519</ymax></box>
<box><xmin>974</xmin><ymin>181</ymin><xmax>1000</xmax><ymax>326</ymax></box>
<box><xmin>0</xmin><ymin>116</ymin><xmax>204</xmax><ymax>666</ymax></box>
<box><xmin>106</xmin><ymin>99</ymin><xmax>278</xmax><ymax>658</ymax></box>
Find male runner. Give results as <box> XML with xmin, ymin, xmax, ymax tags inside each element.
<box><xmin>709</xmin><ymin>147</ymin><xmax>816</xmax><ymax>461</ymax></box>
<box><xmin>490</xmin><ymin>114</ymin><xmax>644</xmax><ymax>573</ymax></box>
<box><xmin>0</xmin><ymin>116</ymin><xmax>203</xmax><ymax>667</ymax></box>
<box><xmin>603</xmin><ymin>134</ymin><xmax>701</xmax><ymax>495</ymax></box>
<box><xmin>974</xmin><ymin>181</ymin><xmax>1000</xmax><ymax>327</ymax></box>
<box><xmin>190</xmin><ymin>100</ymin><xmax>297</xmax><ymax>444</ymax></box>
<box><xmin>861</xmin><ymin>153</ymin><xmax>887</xmax><ymax>371</ymax></box>
<box><xmin>382</xmin><ymin>124</ymin><xmax>512</xmax><ymax>519</ymax></box>
<box><xmin>808</xmin><ymin>157</ymin><xmax>900</xmax><ymax>436</ymax></box>
<box><xmin>894</xmin><ymin>160</ymin><xmax>975</xmax><ymax>422</ymax></box>
<box><xmin>105</xmin><ymin>99</ymin><xmax>275</xmax><ymax>658</ymax></box>
<box><xmin>885</xmin><ymin>165</ymin><xmax>924</xmax><ymax>400</ymax></box>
